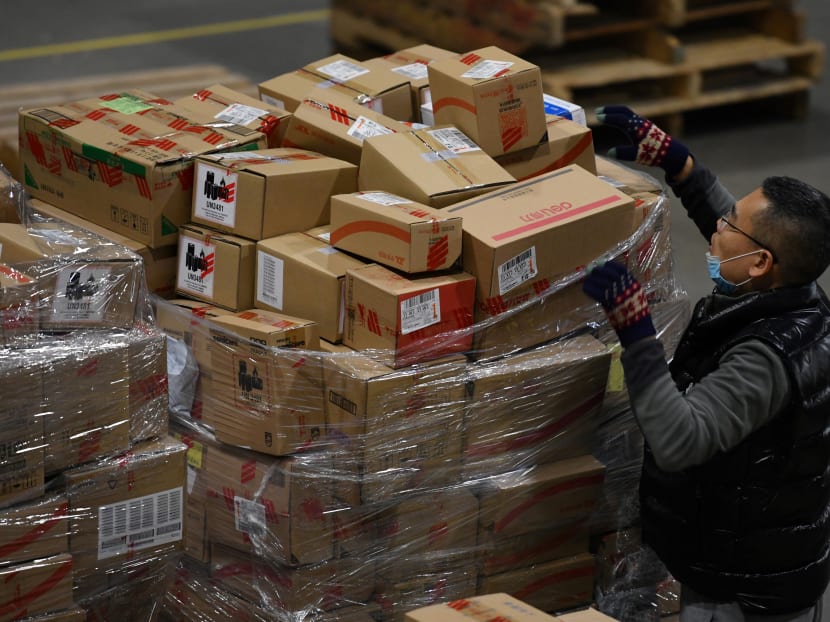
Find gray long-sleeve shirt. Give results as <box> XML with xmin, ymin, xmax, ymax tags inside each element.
<box><xmin>619</xmin><ymin>161</ymin><xmax>792</xmax><ymax>472</ymax></box>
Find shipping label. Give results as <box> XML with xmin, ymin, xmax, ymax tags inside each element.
<box><xmin>357</xmin><ymin>191</ymin><xmax>411</xmax><ymax>206</ymax></box>
<box><xmin>400</xmin><ymin>287</ymin><xmax>441</xmax><ymax>335</ymax></box>
<box><xmin>498</xmin><ymin>246</ymin><xmax>538</xmax><ymax>295</ymax></box>
<box><xmin>194</xmin><ymin>164</ymin><xmax>237</xmax><ymax>227</ymax></box>
<box><xmin>347</xmin><ymin>116</ymin><xmax>396</xmax><ymax>141</ymax></box>
<box><xmin>97</xmin><ymin>487</ymin><xmax>183</xmax><ymax>560</ymax></box>
<box><xmin>256</xmin><ymin>251</ymin><xmax>284</xmax><ymax>310</ymax></box>
<box><xmin>177</xmin><ymin>234</ymin><xmax>216</xmax><ymax>298</ymax></box>
<box><xmin>234</xmin><ymin>496</ymin><xmax>266</xmax><ymax>537</ymax></box>
<box><xmin>392</xmin><ymin>62</ymin><xmax>429</xmax><ymax>81</ymax></box>
<box><xmin>427</xmin><ymin>127</ymin><xmax>480</xmax><ymax>154</ymax></box>
<box><xmin>462</xmin><ymin>60</ymin><xmax>514</xmax><ymax>80</ymax></box>
<box><xmin>316</xmin><ymin>60</ymin><xmax>370</xmax><ymax>83</ymax></box>
<box><xmin>215</xmin><ymin>103</ymin><xmax>269</xmax><ymax>127</ymax></box>
<box><xmin>51</xmin><ymin>265</ymin><xmax>113</xmax><ymax>323</ymax></box>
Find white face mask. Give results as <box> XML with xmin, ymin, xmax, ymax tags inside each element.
<box><xmin>705</xmin><ymin>250</ymin><xmax>763</xmax><ymax>294</ymax></box>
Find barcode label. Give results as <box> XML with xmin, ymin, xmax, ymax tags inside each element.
<box><xmin>97</xmin><ymin>487</ymin><xmax>183</xmax><ymax>560</ymax></box>
<box><xmin>347</xmin><ymin>116</ymin><xmax>396</xmax><ymax>141</ymax></box>
<box><xmin>316</xmin><ymin>60</ymin><xmax>370</xmax><ymax>83</ymax></box>
<box><xmin>30</xmin><ymin>108</ymin><xmax>76</xmax><ymax>125</ymax></box>
<box><xmin>462</xmin><ymin>59</ymin><xmax>514</xmax><ymax>79</ymax></box>
<box><xmin>427</xmin><ymin>128</ymin><xmax>480</xmax><ymax>154</ymax></box>
<box><xmin>215</xmin><ymin>103</ymin><xmax>269</xmax><ymax>127</ymax></box>
<box><xmin>401</xmin><ymin>288</ymin><xmax>441</xmax><ymax>335</ymax></box>
<box><xmin>357</xmin><ymin>191</ymin><xmax>411</xmax><ymax>206</ymax></box>
<box><xmin>234</xmin><ymin>496</ymin><xmax>266</xmax><ymax>538</ymax></box>
<box><xmin>498</xmin><ymin>247</ymin><xmax>538</xmax><ymax>294</ymax></box>
<box><xmin>256</xmin><ymin>252</ymin><xmax>284</xmax><ymax>309</ymax></box>
<box><xmin>392</xmin><ymin>63</ymin><xmax>429</xmax><ymax>80</ymax></box>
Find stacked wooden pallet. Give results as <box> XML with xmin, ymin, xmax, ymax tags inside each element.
<box><xmin>330</xmin><ymin>0</ymin><xmax>824</xmax><ymax>134</ymax></box>
<box><xmin>0</xmin><ymin>64</ymin><xmax>258</xmax><ymax>181</ymax></box>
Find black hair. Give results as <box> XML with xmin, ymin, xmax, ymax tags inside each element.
<box><xmin>752</xmin><ymin>176</ymin><xmax>830</xmax><ymax>285</ymax></box>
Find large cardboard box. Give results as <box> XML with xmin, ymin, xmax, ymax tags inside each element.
<box><xmin>281</xmin><ymin>90</ymin><xmax>411</xmax><ymax>166</ymax></box>
<box><xmin>464</xmin><ymin>334</ymin><xmax>611</xmax><ymax>477</ymax></box>
<box><xmin>0</xmin><ymin>554</ymin><xmax>74</xmax><ymax>622</ymax></box>
<box><xmin>377</xmin><ymin>568</ymin><xmax>479</xmax><ymax>622</ymax></box>
<box><xmin>256</xmin><ymin>231</ymin><xmax>368</xmax><ymax>343</ymax></box>
<box><xmin>175</xmin><ymin>223</ymin><xmax>256</xmax><ymax>311</ymax></box>
<box><xmin>404</xmin><ymin>593</ymin><xmax>560</xmax><ymax>622</ymax></box>
<box><xmin>324</xmin><ymin>351</ymin><xmax>467</xmax><ymax>502</ymax></box>
<box><xmin>428</xmin><ymin>47</ymin><xmax>547</xmax><ymax>156</ymax></box>
<box><xmin>259</xmin><ymin>53</ymin><xmax>413</xmax><ymax>121</ymax></box>
<box><xmin>494</xmin><ymin>115</ymin><xmax>596</xmax><ymax>181</ymax></box>
<box><xmin>0</xmin><ymin>494</ymin><xmax>69</xmax><ymax>566</ymax></box>
<box><xmin>64</xmin><ymin>435</ymin><xmax>186</xmax><ymax>578</ymax></box>
<box><xmin>330</xmin><ymin>191</ymin><xmax>462</xmax><ymax>273</ymax></box>
<box><xmin>19</xmin><ymin>90</ymin><xmax>268</xmax><ymax>248</ymax></box>
<box><xmin>207</xmin><ymin>309</ymin><xmax>325</xmax><ymax>456</ymax></box>
<box><xmin>191</xmin><ymin>148</ymin><xmax>357</xmax><ymax>240</ymax></box>
<box><xmin>358</xmin><ymin>126</ymin><xmax>516</xmax><ymax>209</ymax></box>
<box><xmin>344</xmin><ymin>263</ymin><xmax>476</xmax><ymax>368</ymax></box>
<box><xmin>477</xmin><ymin>455</ymin><xmax>605</xmax><ymax>539</ymax></box>
<box><xmin>0</xmin><ymin>265</ymin><xmax>39</xmax><ymax>347</ymax></box>
<box><xmin>202</xmin><ymin>443</ymin><xmax>334</xmax><ymax>565</ymax></box>
<box><xmin>478</xmin><ymin>523</ymin><xmax>590</xmax><ymax>577</ymax></box>
<box><xmin>27</xmin><ymin>198</ymin><xmax>178</xmax><ymax>299</ymax></box>
<box><xmin>174</xmin><ymin>83</ymin><xmax>292</xmax><ymax>148</ymax></box>
<box><xmin>476</xmin><ymin>553</ymin><xmax>596</xmax><ymax>614</ymax></box>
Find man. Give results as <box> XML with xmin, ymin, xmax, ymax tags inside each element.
<box><xmin>583</xmin><ymin>105</ymin><xmax>830</xmax><ymax>621</ymax></box>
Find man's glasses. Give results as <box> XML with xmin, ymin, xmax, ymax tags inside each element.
<box><xmin>717</xmin><ymin>216</ymin><xmax>778</xmax><ymax>264</ymax></box>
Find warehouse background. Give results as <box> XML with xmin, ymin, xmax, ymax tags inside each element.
<box><xmin>1</xmin><ymin>3</ymin><xmax>829</xmax><ymax>614</ymax></box>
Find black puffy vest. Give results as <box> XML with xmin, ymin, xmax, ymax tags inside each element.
<box><xmin>639</xmin><ymin>282</ymin><xmax>830</xmax><ymax>614</ymax></box>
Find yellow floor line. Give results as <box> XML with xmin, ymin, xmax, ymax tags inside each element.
<box><xmin>0</xmin><ymin>9</ymin><xmax>330</xmax><ymax>62</ymax></box>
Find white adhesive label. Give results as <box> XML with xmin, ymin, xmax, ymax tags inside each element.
<box><xmin>392</xmin><ymin>62</ymin><xmax>429</xmax><ymax>80</ymax></box>
<box><xmin>215</xmin><ymin>103</ymin><xmax>268</xmax><ymax>127</ymax></box>
<box><xmin>316</xmin><ymin>60</ymin><xmax>370</xmax><ymax>83</ymax></box>
<box><xmin>498</xmin><ymin>247</ymin><xmax>538</xmax><ymax>295</ymax></box>
<box><xmin>347</xmin><ymin>116</ymin><xmax>396</xmax><ymax>141</ymax></box>
<box><xmin>51</xmin><ymin>265</ymin><xmax>113</xmax><ymax>323</ymax></box>
<box><xmin>256</xmin><ymin>251</ymin><xmax>284</xmax><ymax>310</ymax></box>
<box><xmin>98</xmin><ymin>487</ymin><xmax>183</xmax><ymax>560</ymax></box>
<box><xmin>177</xmin><ymin>234</ymin><xmax>216</xmax><ymax>298</ymax></box>
<box><xmin>401</xmin><ymin>288</ymin><xmax>441</xmax><ymax>335</ymax></box>
<box><xmin>462</xmin><ymin>59</ymin><xmax>514</xmax><ymax>79</ymax></box>
<box><xmin>234</xmin><ymin>496</ymin><xmax>267</xmax><ymax>537</ymax></box>
<box><xmin>194</xmin><ymin>164</ymin><xmax>237</xmax><ymax>227</ymax></box>
<box><xmin>357</xmin><ymin>191</ymin><xmax>411</xmax><ymax>206</ymax></box>
<box><xmin>427</xmin><ymin>127</ymin><xmax>480</xmax><ymax>154</ymax></box>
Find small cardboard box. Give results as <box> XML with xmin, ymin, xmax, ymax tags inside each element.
<box><xmin>404</xmin><ymin>593</ymin><xmax>560</xmax><ymax>622</ymax></box>
<box><xmin>324</xmin><ymin>351</ymin><xmax>467</xmax><ymax>502</ymax></box>
<box><xmin>64</xmin><ymin>435</ymin><xmax>186</xmax><ymax>577</ymax></box>
<box><xmin>0</xmin><ymin>553</ymin><xmax>74</xmax><ymax>622</ymax></box>
<box><xmin>281</xmin><ymin>89</ymin><xmax>411</xmax><ymax>166</ymax></box>
<box><xmin>191</xmin><ymin>148</ymin><xmax>357</xmax><ymax>240</ymax></box>
<box><xmin>174</xmin><ymin>83</ymin><xmax>292</xmax><ymax>148</ymax></box>
<box><xmin>207</xmin><ymin>309</ymin><xmax>324</xmax><ymax>456</ymax></box>
<box><xmin>153</xmin><ymin>297</ymin><xmax>235</xmax><ymax>372</ymax></box>
<box><xmin>364</xmin><ymin>44</ymin><xmax>460</xmax><ymax>121</ymax></box>
<box><xmin>202</xmin><ymin>443</ymin><xmax>334</xmax><ymax>565</ymax></box>
<box><xmin>0</xmin><ymin>494</ymin><xmax>69</xmax><ymax>565</ymax></box>
<box><xmin>175</xmin><ymin>223</ymin><xmax>256</xmax><ymax>311</ymax></box>
<box><xmin>428</xmin><ymin>46</ymin><xmax>547</xmax><ymax>156</ymax></box>
<box><xmin>19</xmin><ymin>90</ymin><xmax>268</xmax><ymax>248</ymax></box>
<box><xmin>344</xmin><ymin>263</ymin><xmax>476</xmax><ymax>368</ymax></box>
<box><xmin>477</xmin><ymin>455</ymin><xmax>605</xmax><ymax>539</ymax></box>
<box><xmin>330</xmin><ymin>191</ymin><xmax>463</xmax><ymax>273</ymax></box>
<box><xmin>256</xmin><ymin>231</ymin><xmax>368</xmax><ymax>343</ymax></box>
<box><xmin>27</xmin><ymin>198</ymin><xmax>178</xmax><ymax>299</ymax></box>
<box><xmin>259</xmin><ymin>53</ymin><xmax>413</xmax><ymax>121</ymax></box>
<box><xmin>358</xmin><ymin>126</ymin><xmax>516</xmax><ymax>209</ymax></box>
<box><xmin>476</xmin><ymin>553</ymin><xmax>596</xmax><ymax>614</ymax></box>
<box><xmin>494</xmin><ymin>115</ymin><xmax>596</xmax><ymax>181</ymax></box>
<box><xmin>0</xmin><ymin>264</ymin><xmax>39</xmax><ymax>347</ymax></box>
<box><xmin>543</xmin><ymin>93</ymin><xmax>586</xmax><ymax>126</ymax></box>
<box><xmin>446</xmin><ymin>164</ymin><xmax>635</xmax><ymax>305</ymax></box>
<box><xmin>464</xmin><ymin>334</ymin><xmax>611</xmax><ymax>477</ymax></box>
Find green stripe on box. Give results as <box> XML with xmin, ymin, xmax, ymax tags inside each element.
<box><xmin>23</xmin><ymin>165</ymin><xmax>38</xmax><ymax>189</ymax></box>
<box><xmin>81</xmin><ymin>144</ymin><xmax>146</xmax><ymax>177</ymax></box>
<box><xmin>161</xmin><ymin>216</ymin><xmax>178</xmax><ymax>236</ymax></box>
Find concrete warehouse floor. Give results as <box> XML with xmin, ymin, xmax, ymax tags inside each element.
<box><xmin>1</xmin><ymin>1</ymin><xmax>828</xmax><ymax>617</ymax></box>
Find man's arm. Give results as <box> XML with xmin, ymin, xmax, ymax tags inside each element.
<box><xmin>667</xmin><ymin>157</ymin><xmax>736</xmax><ymax>242</ymax></box>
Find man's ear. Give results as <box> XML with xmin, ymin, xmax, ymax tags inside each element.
<box><xmin>748</xmin><ymin>250</ymin><xmax>775</xmax><ymax>278</ymax></box>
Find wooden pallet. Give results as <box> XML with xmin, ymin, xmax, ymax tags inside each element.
<box><xmin>0</xmin><ymin>64</ymin><xmax>258</xmax><ymax>181</ymax></box>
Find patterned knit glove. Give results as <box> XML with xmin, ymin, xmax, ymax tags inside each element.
<box><xmin>583</xmin><ymin>261</ymin><xmax>656</xmax><ymax>348</ymax></box>
<box><xmin>595</xmin><ymin>105</ymin><xmax>689</xmax><ymax>178</ymax></box>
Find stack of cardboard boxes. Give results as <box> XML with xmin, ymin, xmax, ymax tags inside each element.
<box><xmin>10</xmin><ymin>42</ymin><xmax>686</xmax><ymax>621</ymax></box>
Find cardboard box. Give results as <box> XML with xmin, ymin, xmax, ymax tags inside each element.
<box><xmin>558</xmin><ymin>608</ymin><xmax>622</xmax><ymax>622</ymax></box>
<box><xmin>324</xmin><ymin>351</ymin><xmax>467</xmax><ymax>503</ymax></box>
<box><xmin>428</xmin><ymin>47</ymin><xmax>547</xmax><ymax>156</ymax></box>
<box><xmin>476</xmin><ymin>553</ymin><xmax>596</xmax><ymax>614</ymax></box>
<box><xmin>281</xmin><ymin>89</ymin><xmax>411</xmax><ymax>166</ymax></box>
<box><xmin>27</xmin><ymin>198</ymin><xmax>178</xmax><ymax>299</ymax></box>
<box><xmin>256</xmin><ymin>231</ymin><xmax>367</xmax><ymax>343</ymax></box>
<box><xmin>377</xmin><ymin>567</ymin><xmax>479</xmax><ymax>622</ymax></box>
<box><xmin>358</xmin><ymin>126</ymin><xmax>516</xmax><ymax>209</ymax></box>
<box><xmin>123</xmin><ymin>326</ymin><xmax>169</xmax><ymax>444</ymax></box>
<box><xmin>364</xmin><ymin>44</ymin><xmax>460</xmax><ymax>121</ymax></box>
<box><xmin>0</xmin><ymin>494</ymin><xmax>69</xmax><ymax>565</ymax></box>
<box><xmin>477</xmin><ymin>454</ymin><xmax>605</xmax><ymax>538</ymax></box>
<box><xmin>0</xmin><ymin>554</ymin><xmax>74</xmax><ymax>622</ymax></box>
<box><xmin>153</xmin><ymin>297</ymin><xmax>235</xmax><ymax>372</ymax></box>
<box><xmin>464</xmin><ymin>334</ymin><xmax>611</xmax><ymax>477</ymax></box>
<box><xmin>494</xmin><ymin>115</ymin><xmax>596</xmax><ymax>181</ymax></box>
<box><xmin>207</xmin><ymin>309</ymin><xmax>324</xmax><ymax>456</ymax></box>
<box><xmin>543</xmin><ymin>93</ymin><xmax>586</xmax><ymax>126</ymax></box>
<box><xmin>202</xmin><ymin>443</ymin><xmax>334</xmax><ymax>565</ymax></box>
<box><xmin>175</xmin><ymin>223</ymin><xmax>256</xmax><ymax>311</ymax></box>
<box><xmin>19</xmin><ymin>89</ymin><xmax>268</xmax><ymax>248</ymax></box>
<box><xmin>344</xmin><ymin>263</ymin><xmax>476</xmax><ymax>368</ymax></box>
<box><xmin>64</xmin><ymin>435</ymin><xmax>186</xmax><ymax>577</ymax></box>
<box><xmin>191</xmin><ymin>148</ymin><xmax>357</xmax><ymax>240</ymax></box>
<box><xmin>259</xmin><ymin>53</ymin><xmax>413</xmax><ymax>121</ymax></box>
<box><xmin>404</xmin><ymin>593</ymin><xmax>560</xmax><ymax>622</ymax></box>
<box><xmin>0</xmin><ymin>264</ymin><xmax>39</xmax><ymax>347</ymax></box>
<box><xmin>478</xmin><ymin>522</ymin><xmax>591</xmax><ymax>577</ymax></box>
<box><xmin>330</xmin><ymin>191</ymin><xmax>462</xmax><ymax>273</ymax></box>
<box><xmin>174</xmin><ymin>83</ymin><xmax>292</xmax><ymax>148</ymax></box>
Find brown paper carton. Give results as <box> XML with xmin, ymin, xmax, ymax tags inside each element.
<box><xmin>0</xmin><ymin>265</ymin><xmax>39</xmax><ymax>347</ymax></box>
<box><xmin>330</xmin><ymin>191</ymin><xmax>462</xmax><ymax>273</ymax></box>
<box><xmin>428</xmin><ymin>46</ymin><xmax>547</xmax><ymax>156</ymax></box>
<box><xmin>478</xmin><ymin>522</ymin><xmax>590</xmax><ymax>577</ymax></box>
<box><xmin>404</xmin><ymin>593</ymin><xmax>560</xmax><ymax>622</ymax></box>
<box><xmin>358</xmin><ymin>126</ymin><xmax>516</xmax><ymax>209</ymax></box>
<box><xmin>191</xmin><ymin>148</ymin><xmax>357</xmax><ymax>240</ymax></box>
<box><xmin>0</xmin><ymin>554</ymin><xmax>74</xmax><ymax>622</ymax></box>
<box><xmin>0</xmin><ymin>494</ymin><xmax>69</xmax><ymax>566</ymax></box>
